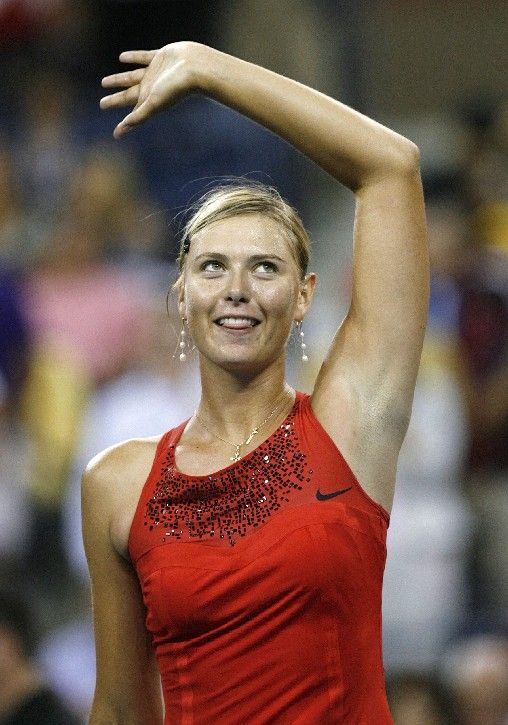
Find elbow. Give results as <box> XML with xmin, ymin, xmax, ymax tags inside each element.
<box><xmin>405</xmin><ymin>138</ymin><xmax>420</xmax><ymax>166</ymax></box>
<box><xmin>387</xmin><ymin>136</ymin><xmax>420</xmax><ymax>177</ymax></box>
<box><xmin>90</xmin><ymin>694</ymin><xmax>162</xmax><ymax>725</ymax></box>
<box><xmin>358</xmin><ymin>137</ymin><xmax>421</xmax><ymax>192</ymax></box>
<box><xmin>90</xmin><ymin>707</ymin><xmax>160</xmax><ymax>725</ymax></box>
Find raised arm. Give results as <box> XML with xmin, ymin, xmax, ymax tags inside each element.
<box><xmin>101</xmin><ymin>42</ymin><xmax>428</xmax><ymax>511</ymax></box>
<box><xmin>101</xmin><ymin>42</ymin><xmax>417</xmax><ymax>180</ymax></box>
<box><xmin>82</xmin><ymin>447</ymin><xmax>163</xmax><ymax>724</ymax></box>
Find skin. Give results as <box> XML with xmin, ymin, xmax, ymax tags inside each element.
<box><xmin>82</xmin><ymin>42</ymin><xmax>428</xmax><ymax>722</ymax></box>
<box><xmin>180</xmin><ymin>216</ymin><xmax>311</xmax><ymax>372</ymax></box>
<box><xmin>172</xmin><ymin>213</ymin><xmax>315</xmax><ymax>476</ymax></box>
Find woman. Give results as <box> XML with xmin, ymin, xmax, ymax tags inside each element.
<box><xmin>83</xmin><ymin>42</ymin><xmax>428</xmax><ymax>723</ymax></box>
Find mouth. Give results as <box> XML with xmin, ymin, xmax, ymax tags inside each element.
<box><xmin>214</xmin><ymin>316</ymin><xmax>261</xmax><ymax>330</ymax></box>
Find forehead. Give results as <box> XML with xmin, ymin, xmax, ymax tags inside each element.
<box><xmin>189</xmin><ymin>213</ymin><xmax>294</xmax><ymax>259</ymax></box>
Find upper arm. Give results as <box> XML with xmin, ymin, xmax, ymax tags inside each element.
<box><xmin>82</xmin><ymin>448</ymin><xmax>163</xmax><ymax>724</ymax></box>
<box><xmin>311</xmin><ymin>150</ymin><xmax>428</xmax><ymax>512</ymax></box>
<box><xmin>314</xmin><ymin>149</ymin><xmax>428</xmax><ymax>432</ymax></box>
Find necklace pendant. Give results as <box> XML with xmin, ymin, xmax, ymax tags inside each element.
<box><xmin>230</xmin><ymin>446</ymin><xmax>241</xmax><ymax>462</ymax></box>
<box><xmin>244</xmin><ymin>427</ymin><xmax>259</xmax><ymax>446</ymax></box>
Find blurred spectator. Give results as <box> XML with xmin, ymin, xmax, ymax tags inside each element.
<box><xmin>0</xmin><ymin>271</ymin><xmax>32</xmax><ymax>577</ymax></box>
<box><xmin>459</xmin><ymin>248</ymin><xmax>507</xmax><ymax>471</ymax></box>
<box><xmin>457</xmin><ymin>100</ymin><xmax>508</xmax><ymax>618</ymax></box>
<box><xmin>386</xmin><ymin>670</ymin><xmax>455</xmax><ymax>725</ymax></box>
<box><xmin>34</xmin><ymin>142</ymin><xmax>148</xmax><ymax>267</ymax></box>
<box><xmin>64</xmin><ymin>297</ymin><xmax>200</xmax><ymax>581</ymax></box>
<box><xmin>383</xmin><ymin>195</ymin><xmax>473</xmax><ymax>672</ymax></box>
<box><xmin>462</xmin><ymin>100</ymin><xmax>508</xmax><ymax>211</ymax></box>
<box><xmin>0</xmin><ymin>374</ymin><xmax>31</xmax><ymax>577</ymax></box>
<box><xmin>36</xmin><ymin>613</ymin><xmax>94</xmax><ymax>723</ymax></box>
<box><xmin>219</xmin><ymin>0</ymin><xmax>339</xmax><ymax>96</ymax></box>
<box><xmin>0</xmin><ymin>1</ymin><xmax>95</xmax><ymax>83</ymax></box>
<box><xmin>15</xmin><ymin>69</ymin><xmax>79</xmax><ymax>222</ymax></box>
<box><xmin>0</xmin><ymin>1</ymin><xmax>64</xmax><ymax>44</ymax></box>
<box><xmin>0</xmin><ymin>271</ymin><xmax>30</xmax><ymax>412</ymax></box>
<box><xmin>17</xmin><ymin>146</ymin><xmax>157</xmax><ymax>587</ymax></box>
<box><xmin>0</xmin><ymin>145</ymin><xmax>41</xmax><ymax>271</ymax></box>
<box><xmin>0</xmin><ymin>592</ymin><xmax>79</xmax><ymax>724</ymax></box>
<box><xmin>440</xmin><ymin>634</ymin><xmax>508</xmax><ymax>725</ymax></box>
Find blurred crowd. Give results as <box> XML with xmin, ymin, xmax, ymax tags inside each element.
<box><xmin>0</xmin><ymin>2</ymin><xmax>506</xmax><ymax>723</ymax></box>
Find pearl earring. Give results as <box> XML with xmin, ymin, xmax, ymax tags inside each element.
<box><xmin>179</xmin><ymin>318</ymin><xmax>187</xmax><ymax>362</ymax></box>
<box><xmin>296</xmin><ymin>321</ymin><xmax>308</xmax><ymax>362</ymax></box>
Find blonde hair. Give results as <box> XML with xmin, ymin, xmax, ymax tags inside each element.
<box><xmin>178</xmin><ymin>181</ymin><xmax>311</xmax><ymax>279</ymax></box>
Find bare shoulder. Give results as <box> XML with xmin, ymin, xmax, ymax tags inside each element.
<box><xmin>83</xmin><ymin>435</ymin><xmax>162</xmax><ymax>487</ymax></box>
<box><xmin>82</xmin><ymin>434</ymin><xmax>164</xmax><ymax>559</ymax></box>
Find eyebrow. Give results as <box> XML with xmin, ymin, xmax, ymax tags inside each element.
<box><xmin>193</xmin><ymin>253</ymin><xmax>287</xmax><ymax>264</ymax></box>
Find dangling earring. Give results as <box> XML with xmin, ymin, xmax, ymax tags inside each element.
<box><xmin>178</xmin><ymin>318</ymin><xmax>187</xmax><ymax>362</ymax></box>
<box><xmin>296</xmin><ymin>320</ymin><xmax>308</xmax><ymax>362</ymax></box>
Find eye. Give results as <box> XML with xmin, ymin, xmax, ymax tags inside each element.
<box><xmin>255</xmin><ymin>260</ymin><xmax>278</xmax><ymax>274</ymax></box>
<box><xmin>201</xmin><ymin>260</ymin><xmax>224</xmax><ymax>274</ymax></box>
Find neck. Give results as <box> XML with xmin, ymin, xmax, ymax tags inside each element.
<box><xmin>196</xmin><ymin>355</ymin><xmax>293</xmax><ymax>440</ymax></box>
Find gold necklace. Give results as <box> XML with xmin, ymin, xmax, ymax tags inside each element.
<box><xmin>195</xmin><ymin>391</ymin><xmax>293</xmax><ymax>463</ymax></box>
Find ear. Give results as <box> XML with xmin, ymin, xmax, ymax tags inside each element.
<box><xmin>174</xmin><ymin>274</ymin><xmax>186</xmax><ymax>320</ymax></box>
<box><xmin>294</xmin><ymin>272</ymin><xmax>317</xmax><ymax>322</ymax></box>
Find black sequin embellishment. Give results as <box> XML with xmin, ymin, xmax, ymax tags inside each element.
<box><xmin>144</xmin><ymin>408</ymin><xmax>309</xmax><ymax>546</ymax></box>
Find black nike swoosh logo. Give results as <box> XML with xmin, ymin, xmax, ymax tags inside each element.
<box><xmin>316</xmin><ymin>486</ymin><xmax>352</xmax><ymax>501</ymax></box>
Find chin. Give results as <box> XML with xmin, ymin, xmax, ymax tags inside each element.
<box><xmin>202</xmin><ymin>345</ymin><xmax>279</xmax><ymax>374</ymax></box>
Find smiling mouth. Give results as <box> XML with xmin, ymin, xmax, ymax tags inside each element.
<box><xmin>215</xmin><ymin>317</ymin><xmax>261</xmax><ymax>329</ymax></box>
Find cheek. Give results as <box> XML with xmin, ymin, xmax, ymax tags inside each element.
<box><xmin>251</xmin><ymin>280</ymin><xmax>298</xmax><ymax>317</ymax></box>
<box><xmin>182</xmin><ymin>280</ymin><xmax>214</xmax><ymax>316</ymax></box>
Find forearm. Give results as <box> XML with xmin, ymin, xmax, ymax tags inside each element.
<box><xmin>194</xmin><ymin>45</ymin><xmax>419</xmax><ymax>191</ymax></box>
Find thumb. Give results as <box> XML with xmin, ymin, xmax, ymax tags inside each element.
<box><xmin>113</xmin><ymin>96</ymin><xmax>155</xmax><ymax>138</ymax></box>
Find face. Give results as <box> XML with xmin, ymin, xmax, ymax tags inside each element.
<box><xmin>178</xmin><ymin>214</ymin><xmax>315</xmax><ymax>374</ymax></box>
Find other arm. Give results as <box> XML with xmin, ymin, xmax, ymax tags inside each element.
<box><xmin>82</xmin><ymin>447</ymin><xmax>163</xmax><ymax>724</ymax></box>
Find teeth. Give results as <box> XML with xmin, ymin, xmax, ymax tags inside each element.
<box><xmin>217</xmin><ymin>317</ymin><xmax>257</xmax><ymax>327</ymax></box>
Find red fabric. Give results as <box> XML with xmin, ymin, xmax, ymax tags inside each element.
<box><xmin>129</xmin><ymin>392</ymin><xmax>393</xmax><ymax>723</ymax></box>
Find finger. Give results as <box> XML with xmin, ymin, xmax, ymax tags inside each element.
<box><xmin>100</xmin><ymin>86</ymin><xmax>140</xmax><ymax>110</ymax></box>
<box><xmin>113</xmin><ymin>96</ymin><xmax>157</xmax><ymax>138</ymax></box>
<box><xmin>119</xmin><ymin>49</ymin><xmax>157</xmax><ymax>66</ymax></box>
<box><xmin>101</xmin><ymin>69</ymin><xmax>145</xmax><ymax>89</ymax></box>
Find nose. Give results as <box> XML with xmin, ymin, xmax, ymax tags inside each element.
<box><xmin>225</xmin><ymin>267</ymin><xmax>250</xmax><ymax>305</ymax></box>
<box><xmin>227</xmin><ymin>289</ymin><xmax>249</xmax><ymax>304</ymax></box>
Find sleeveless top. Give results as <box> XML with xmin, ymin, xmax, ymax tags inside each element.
<box><xmin>129</xmin><ymin>392</ymin><xmax>393</xmax><ymax>724</ymax></box>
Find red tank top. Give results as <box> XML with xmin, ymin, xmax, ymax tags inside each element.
<box><xmin>129</xmin><ymin>392</ymin><xmax>393</xmax><ymax>724</ymax></box>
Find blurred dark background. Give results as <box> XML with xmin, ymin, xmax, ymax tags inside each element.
<box><xmin>0</xmin><ymin>1</ymin><xmax>506</xmax><ymax>723</ymax></box>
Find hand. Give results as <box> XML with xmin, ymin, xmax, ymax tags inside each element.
<box><xmin>100</xmin><ymin>41</ymin><xmax>204</xmax><ymax>139</ymax></box>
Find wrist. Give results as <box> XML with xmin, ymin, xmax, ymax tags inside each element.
<box><xmin>175</xmin><ymin>41</ymin><xmax>223</xmax><ymax>96</ymax></box>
